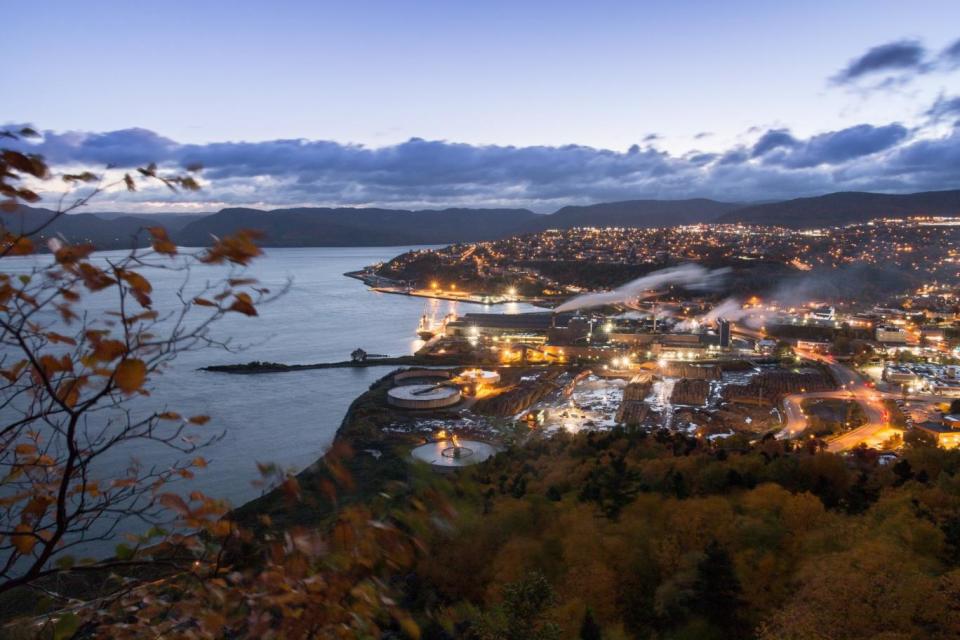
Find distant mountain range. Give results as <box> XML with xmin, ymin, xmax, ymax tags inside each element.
<box><xmin>537</xmin><ymin>198</ymin><xmax>739</xmax><ymax>230</ymax></box>
<box><xmin>176</xmin><ymin>207</ymin><xmax>537</xmax><ymax>247</ymax></box>
<box><xmin>718</xmin><ymin>190</ymin><xmax>960</xmax><ymax>227</ymax></box>
<box><xmin>6</xmin><ymin>189</ymin><xmax>960</xmax><ymax>250</ymax></box>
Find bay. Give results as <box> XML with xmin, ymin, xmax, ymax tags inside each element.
<box><xmin>0</xmin><ymin>246</ymin><xmax>535</xmax><ymax>559</ymax></box>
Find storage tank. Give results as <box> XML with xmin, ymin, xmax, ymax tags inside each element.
<box><xmin>387</xmin><ymin>384</ymin><xmax>461</xmax><ymax>409</ymax></box>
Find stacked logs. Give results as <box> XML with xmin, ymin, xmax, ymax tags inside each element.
<box><xmin>616</xmin><ymin>375</ymin><xmax>653</xmax><ymax>425</ymax></box>
<box><xmin>721</xmin><ymin>370</ymin><xmax>833</xmax><ymax>406</ymax></box>
<box><xmin>473</xmin><ymin>369</ymin><xmax>564</xmax><ymax>416</ymax></box>
<box><xmin>670</xmin><ymin>378</ymin><xmax>711</xmax><ymax>406</ymax></box>
<box><xmin>660</xmin><ymin>363</ymin><xmax>722</xmax><ymax>380</ymax></box>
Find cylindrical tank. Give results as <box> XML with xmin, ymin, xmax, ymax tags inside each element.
<box><xmin>387</xmin><ymin>384</ymin><xmax>461</xmax><ymax>409</ymax></box>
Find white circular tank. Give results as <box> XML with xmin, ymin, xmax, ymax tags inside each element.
<box><xmin>459</xmin><ymin>369</ymin><xmax>501</xmax><ymax>385</ymax></box>
<box><xmin>387</xmin><ymin>384</ymin><xmax>461</xmax><ymax>409</ymax></box>
<box><xmin>411</xmin><ymin>439</ymin><xmax>497</xmax><ymax>468</ymax></box>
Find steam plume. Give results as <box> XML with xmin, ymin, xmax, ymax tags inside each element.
<box><xmin>555</xmin><ymin>264</ymin><xmax>729</xmax><ymax>313</ymax></box>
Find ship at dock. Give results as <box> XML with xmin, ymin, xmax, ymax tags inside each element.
<box><xmin>417</xmin><ymin>312</ymin><xmax>456</xmax><ymax>340</ymax></box>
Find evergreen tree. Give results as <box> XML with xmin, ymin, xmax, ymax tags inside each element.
<box><xmin>475</xmin><ymin>571</ymin><xmax>561</xmax><ymax>640</ymax></box>
<box><xmin>579</xmin><ymin>607</ymin><xmax>602</xmax><ymax>640</ymax></box>
<box><xmin>692</xmin><ymin>541</ymin><xmax>744</xmax><ymax>636</ymax></box>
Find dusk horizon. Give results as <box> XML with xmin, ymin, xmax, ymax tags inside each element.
<box><xmin>5</xmin><ymin>1</ymin><xmax>960</xmax><ymax>212</ymax></box>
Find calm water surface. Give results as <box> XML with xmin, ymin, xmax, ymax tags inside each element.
<box><xmin>1</xmin><ymin>246</ymin><xmax>535</xmax><ymax>558</ymax></box>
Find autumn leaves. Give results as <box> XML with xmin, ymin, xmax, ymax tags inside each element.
<box><xmin>0</xmin><ymin>126</ymin><xmax>276</xmax><ymax>597</ymax></box>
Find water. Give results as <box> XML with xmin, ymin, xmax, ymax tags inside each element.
<box><xmin>0</xmin><ymin>246</ymin><xmax>536</xmax><ymax>559</ymax></box>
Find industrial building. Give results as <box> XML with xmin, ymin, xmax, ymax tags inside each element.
<box><xmin>445</xmin><ymin>312</ymin><xmax>579</xmax><ymax>344</ymax></box>
<box><xmin>876</xmin><ymin>326</ymin><xmax>909</xmax><ymax>344</ymax></box>
<box><xmin>915</xmin><ymin>421</ymin><xmax>960</xmax><ymax>448</ymax></box>
<box><xmin>437</xmin><ymin>311</ymin><xmax>756</xmax><ymax>365</ymax></box>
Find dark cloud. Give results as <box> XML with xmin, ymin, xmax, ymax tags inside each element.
<box><xmin>751</xmin><ymin>129</ymin><xmax>798</xmax><ymax>157</ymax></box>
<box><xmin>693</xmin><ymin>131</ymin><xmax>713</xmax><ymax>140</ymax></box>
<box><xmin>943</xmin><ymin>37</ymin><xmax>960</xmax><ymax>66</ymax></box>
<box><xmin>832</xmin><ymin>39</ymin><xmax>928</xmax><ymax>85</ymax></box>
<box><xmin>642</xmin><ymin>133</ymin><xmax>660</xmax><ymax>142</ymax></box>
<box><xmin>685</xmin><ymin>152</ymin><xmax>718</xmax><ymax>166</ymax></box>
<box><xmin>759</xmin><ymin>124</ymin><xmax>909</xmax><ymax>168</ymax></box>
<box><xmin>926</xmin><ymin>95</ymin><xmax>960</xmax><ymax>121</ymax></box>
<box><xmin>883</xmin><ymin>124</ymin><xmax>960</xmax><ymax>186</ymax></box>
<box><xmin>717</xmin><ymin>149</ymin><xmax>749</xmax><ymax>166</ymax></box>
<box><xmin>31</xmin><ymin>127</ymin><xmax>179</xmax><ymax>167</ymax></box>
<box><xmin>6</xmin><ymin>123</ymin><xmax>959</xmax><ymax>212</ymax></box>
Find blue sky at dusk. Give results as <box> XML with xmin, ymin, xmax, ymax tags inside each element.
<box><xmin>4</xmin><ymin>0</ymin><xmax>960</xmax><ymax>211</ymax></box>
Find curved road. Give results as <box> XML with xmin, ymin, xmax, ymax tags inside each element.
<box><xmin>780</xmin><ymin>348</ymin><xmax>898</xmax><ymax>451</ymax></box>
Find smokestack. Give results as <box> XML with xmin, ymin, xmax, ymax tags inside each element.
<box><xmin>718</xmin><ymin>319</ymin><xmax>731</xmax><ymax>348</ymax></box>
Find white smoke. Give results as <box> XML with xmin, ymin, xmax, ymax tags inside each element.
<box><xmin>555</xmin><ymin>264</ymin><xmax>729</xmax><ymax>313</ymax></box>
<box><xmin>702</xmin><ymin>298</ymin><xmax>746</xmax><ymax>324</ymax></box>
<box><xmin>698</xmin><ymin>297</ymin><xmax>767</xmax><ymax>329</ymax></box>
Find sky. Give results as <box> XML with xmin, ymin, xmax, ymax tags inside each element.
<box><xmin>4</xmin><ymin>0</ymin><xmax>960</xmax><ymax>212</ymax></box>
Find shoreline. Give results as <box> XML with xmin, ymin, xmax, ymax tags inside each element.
<box><xmin>228</xmin><ymin>366</ymin><xmax>439</xmax><ymax>530</ymax></box>
<box><xmin>343</xmin><ymin>269</ymin><xmax>559</xmax><ymax>307</ymax></box>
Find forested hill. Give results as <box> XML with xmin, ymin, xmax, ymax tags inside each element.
<box><xmin>175</xmin><ymin>207</ymin><xmax>539</xmax><ymax>247</ymax></box>
<box><xmin>0</xmin><ymin>206</ymin><xmax>201</xmax><ymax>251</ymax></box>
<box><xmin>531</xmin><ymin>198</ymin><xmax>739</xmax><ymax>230</ymax></box>
<box><xmin>7</xmin><ymin>189</ymin><xmax>960</xmax><ymax>249</ymax></box>
<box><xmin>718</xmin><ymin>189</ymin><xmax>960</xmax><ymax>228</ymax></box>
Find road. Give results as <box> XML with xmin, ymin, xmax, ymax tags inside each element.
<box><xmin>728</xmin><ymin>324</ymin><xmax>947</xmax><ymax>452</ymax></box>
<box><xmin>780</xmin><ymin>349</ymin><xmax>899</xmax><ymax>452</ymax></box>
<box><xmin>779</xmin><ymin>389</ymin><xmax>885</xmax><ymax>438</ymax></box>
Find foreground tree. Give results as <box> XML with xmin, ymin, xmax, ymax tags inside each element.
<box><xmin>1</xmin><ymin>128</ymin><xmax>438</xmax><ymax>639</ymax></box>
<box><xmin>0</xmin><ymin>127</ymin><xmax>269</xmax><ymax>593</ymax></box>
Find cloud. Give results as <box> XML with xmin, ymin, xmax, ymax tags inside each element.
<box><xmin>31</xmin><ymin>127</ymin><xmax>180</xmax><ymax>167</ymax></box>
<box><xmin>5</xmin><ymin>121</ymin><xmax>959</xmax><ymax>212</ymax></box>
<box><xmin>751</xmin><ymin>129</ymin><xmax>798</xmax><ymax>157</ymax></box>
<box><xmin>717</xmin><ymin>149</ymin><xmax>749</xmax><ymax>166</ymax></box>
<box><xmin>685</xmin><ymin>152</ymin><xmax>718</xmax><ymax>166</ymax></box>
<box><xmin>926</xmin><ymin>95</ymin><xmax>960</xmax><ymax>122</ymax></box>
<box><xmin>943</xmin><ymin>37</ymin><xmax>960</xmax><ymax>67</ymax></box>
<box><xmin>757</xmin><ymin>123</ymin><xmax>909</xmax><ymax>168</ymax></box>
<box><xmin>883</xmin><ymin>125</ymin><xmax>960</xmax><ymax>187</ymax></box>
<box><xmin>832</xmin><ymin>39</ymin><xmax>928</xmax><ymax>85</ymax></box>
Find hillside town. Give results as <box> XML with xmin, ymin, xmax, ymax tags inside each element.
<box><xmin>343</xmin><ymin>219</ymin><xmax>960</xmax><ymax>462</ymax></box>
